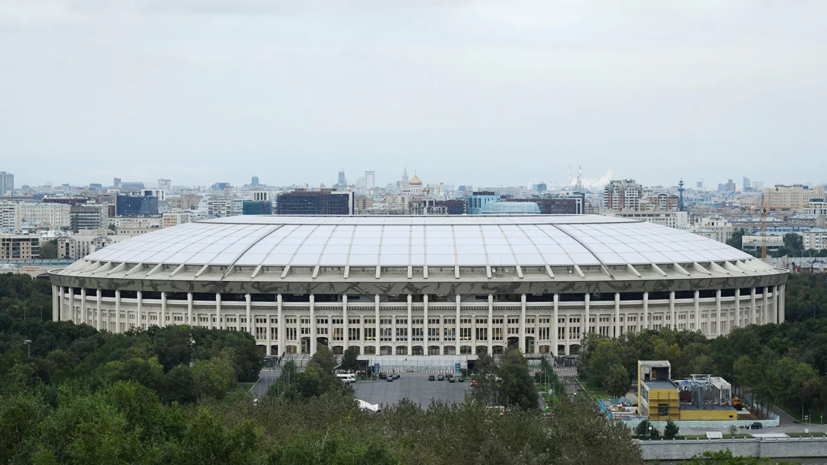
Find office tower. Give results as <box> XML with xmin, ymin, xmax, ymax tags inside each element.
<box><xmin>276</xmin><ymin>189</ymin><xmax>354</xmax><ymax>215</ymax></box>
<box><xmin>116</xmin><ymin>194</ymin><xmax>159</xmax><ymax>216</ymax></box>
<box><xmin>365</xmin><ymin>171</ymin><xmax>375</xmax><ymax>191</ymax></box>
<box><xmin>158</xmin><ymin>179</ymin><xmax>172</xmax><ymax>191</ymax></box>
<box><xmin>251</xmin><ymin>176</ymin><xmax>260</xmax><ymax>187</ymax></box>
<box><xmin>0</xmin><ymin>171</ymin><xmax>14</xmax><ymax>195</ymax></box>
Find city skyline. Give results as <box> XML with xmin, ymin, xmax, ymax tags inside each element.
<box><xmin>2</xmin><ymin>1</ymin><xmax>826</xmax><ymax>186</ymax></box>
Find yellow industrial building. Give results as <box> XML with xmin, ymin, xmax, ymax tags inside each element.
<box><xmin>637</xmin><ymin>361</ymin><xmax>736</xmax><ymax>422</ymax></box>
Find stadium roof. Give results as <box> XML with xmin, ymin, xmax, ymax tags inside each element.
<box><xmin>81</xmin><ymin>215</ymin><xmax>754</xmax><ymax>268</ymax></box>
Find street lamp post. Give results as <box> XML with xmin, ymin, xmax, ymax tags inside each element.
<box><xmin>24</xmin><ymin>340</ymin><xmax>32</xmax><ymax>358</ymax></box>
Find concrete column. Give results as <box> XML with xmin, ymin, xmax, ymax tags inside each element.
<box><xmin>763</xmin><ymin>287</ymin><xmax>768</xmax><ymax>325</ymax></box>
<box><xmin>246</xmin><ymin>294</ymin><xmax>252</xmax><ymax>333</ymax></box>
<box><xmin>642</xmin><ymin>292</ymin><xmax>652</xmax><ymax>331</ymax></box>
<box><xmin>520</xmin><ymin>294</ymin><xmax>526</xmax><ymax>352</ymax></box>
<box><xmin>266</xmin><ymin>298</ymin><xmax>272</xmax><ymax>354</ymax></box>
<box><xmin>52</xmin><ymin>286</ymin><xmax>59</xmax><ymax>321</ymax></box>
<box><xmin>694</xmin><ymin>290</ymin><xmax>700</xmax><ymax>332</ymax></box>
<box><xmin>734</xmin><ymin>289</ymin><xmax>741</xmax><ymax>328</ymax></box>
<box><xmin>80</xmin><ymin>288</ymin><xmax>87</xmax><ymax>325</ymax></box>
<box><xmin>309</xmin><ymin>294</ymin><xmax>316</xmax><ymax>354</ymax></box>
<box><xmin>187</xmin><ymin>293</ymin><xmax>193</xmax><ymax>325</ymax></box>
<box><xmin>552</xmin><ymin>294</ymin><xmax>559</xmax><ymax>356</ymax></box>
<box><xmin>343</xmin><ymin>295</ymin><xmax>349</xmax><ymax>349</ymax></box>
<box><xmin>750</xmin><ymin>288</ymin><xmax>757</xmax><ymax>325</ymax></box>
<box><xmin>407</xmin><ymin>294</ymin><xmax>413</xmax><ymax>356</ymax></box>
<box><xmin>358</xmin><ymin>309</ymin><xmax>364</xmax><ymax>355</ymax></box>
<box><xmin>68</xmin><ymin>287</ymin><xmax>75</xmax><ymax>322</ymax></box>
<box><xmin>423</xmin><ymin>294</ymin><xmax>429</xmax><ymax>353</ymax></box>
<box><xmin>564</xmin><ymin>315</ymin><xmax>570</xmax><ymax>355</ymax></box>
<box><xmin>96</xmin><ymin>289</ymin><xmax>102</xmax><ymax>330</ymax></box>
<box><xmin>487</xmin><ymin>295</ymin><xmax>493</xmax><ymax>355</ymax></box>
<box><xmin>161</xmin><ymin>292</ymin><xmax>167</xmax><ymax>328</ymax></box>
<box><xmin>471</xmin><ymin>299</ymin><xmax>477</xmax><ymax>351</ymax></box>
<box><xmin>136</xmin><ymin>290</ymin><xmax>141</xmax><ymax>330</ymax></box>
<box><xmin>116</xmin><ymin>290</ymin><xmax>122</xmax><ymax>333</ymax></box>
<box><xmin>456</xmin><ymin>295</ymin><xmax>462</xmax><ymax>352</ymax></box>
<box><xmin>779</xmin><ymin>284</ymin><xmax>786</xmax><ymax>323</ymax></box>
<box><xmin>669</xmin><ymin>291</ymin><xmax>675</xmax><ymax>330</ymax></box>
<box><xmin>615</xmin><ymin>292</ymin><xmax>621</xmax><ymax>338</ymax></box>
<box><xmin>773</xmin><ymin>285</ymin><xmax>779</xmax><ymax>324</ymax></box>
<box><xmin>277</xmin><ymin>294</ymin><xmax>284</xmax><ymax>355</ymax></box>
<box><xmin>375</xmin><ymin>295</ymin><xmax>381</xmax><ymax>353</ymax></box>
<box><xmin>216</xmin><ymin>293</ymin><xmax>222</xmax><ymax>330</ymax></box>
<box><xmin>715</xmin><ymin>289</ymin><xmax>722</xmax><ymax>336</ymax></box>
<box><xmin>584</xmin><ymin>293</ymin><xmax>590</xmax><ymax>337</ymax></box>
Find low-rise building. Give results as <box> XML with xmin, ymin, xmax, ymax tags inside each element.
<box><xmin>0</xmin><ymin>234</ymin><xmax>40</xmax><ymax>259</ymax></box>
<box><xmin>110</xmin><ymin>216</ymin><xmax>162</xmax><ymax>236</ymax></box>
<box><xmin>802</xmin><ymin>228</ymin><xmax>827</xmax><ymax>251</ymax></box>
<box><xmin>606</xmin><ymin>211</ymin><xmax>688</xmax><ymax>229</ymax></box>
<box><xmin>691</xmin><ymin>217</ymin><xmax>734</xmax><ymax>243</ymax></box>
<box><xmin>163</xmin><ymin>212</ymin><xmax>192</xmax><ymax>228</ymax></box>
<box><xmin>58</xmin><ymin>230</ymin><xmax>127</xmax><ymax>259</ymax></box>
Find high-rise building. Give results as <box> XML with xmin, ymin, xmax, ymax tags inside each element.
<box><xmin>717</xmin><ymin>179</ymin><xmax>736</xmax><ymax>193</ymax></box>
<box><xmin>251</xmin><ymin>176</ymin><xmax>260</xmax><ymax>187</ymax></box>
<box><xmin>276</xmin><ymin>190</ymin><xmax>354</xmax><ymax>215</ymax></box>
<box><xmin>0</xmin><ymin>171</ymin><xmax>14</xmax><ymax>195</ymax></box>
<box><xmin>70</xmin><ymin>204</ymin><xmax>108</xmax><ymax>232</ymax></box>
<box><xmin>0</xmin><ymin>234</ymin><xmax>39</xmax><ymax>259</ymax></box>
<box><xmin>603</xmin><ymin>180</ymin><xmax>643</xmax><ymax>212</ymax></box>
<box><xmin>336</xmin><ymin>171</ymin><xmax>347</xmax><ymax>190</ymax></box>
<box><xmin>158</xmin><ymin>179</ymin><xmax>172</xmax><ymax>191</ymax></box>
<box><xmin>466</xmin><ymin>192</ymin><xmax>499</xmax><ymax>214</ymax></box>
<box><xmin>743</xmin><ymin>177</ymin><xmax>751</xmax><ymax>191</ymax></box>
<box><xmin>365</xmin><ymin>171</ymin><xmax>376</xmax><ymax>191</ymax></box>
<box><xmin>113</xmin><ymin>178</ymin><xmax>122</xmax><ymax>189</ymax></box>
<box><xmin>116</xmin><ymin>194</ymin><xmax>159</xmax><ymax>217</ymax></box>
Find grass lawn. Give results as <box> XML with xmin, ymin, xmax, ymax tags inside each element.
<box><xmin>776</xmin><ymin>404</ymin><xmax>827</xmax><ymax>425</ymax></box>
<box><xmin>787</xmin><ymin>432</ymin><xmax>827</xmax><ymax>437</ymax></box>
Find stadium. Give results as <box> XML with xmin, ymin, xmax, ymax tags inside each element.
<box><xmin>49</xmin><ymin>216</ymin><xmax>787</xmax><ymax>357</ymax></box>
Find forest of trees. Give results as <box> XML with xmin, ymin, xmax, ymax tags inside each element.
<box><xmin>0</xmin><ymin>274</ymin><xmax>642</xmax><ymax>464</ymax></box>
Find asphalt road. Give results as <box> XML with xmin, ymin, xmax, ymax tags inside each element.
<box><xmin>353</xmin><ymin>372</ymin><xmax>472</xmax><ymax>408</ymax></box>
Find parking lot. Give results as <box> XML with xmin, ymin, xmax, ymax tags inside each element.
<box><xmin>353</xmin><ymin>372</ymin><xmax>472</xmax><ymax>408</ymax></box>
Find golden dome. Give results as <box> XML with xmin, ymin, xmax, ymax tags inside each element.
<box><xmin>409</xmin><ymin>174</ymin><xmax>422</xmax><ymax>185</ymax></box>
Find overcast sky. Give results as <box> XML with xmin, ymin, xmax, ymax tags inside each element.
<box><xmin>1</xmin><ymin>0</ymin><xmax>825</xmax><ymax>189</ymax></box>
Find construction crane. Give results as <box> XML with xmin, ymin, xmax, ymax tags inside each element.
<box><xmin>761</xmin><ymin>193</ymin><xmax>768</xmax><ymax>261</ymax></box>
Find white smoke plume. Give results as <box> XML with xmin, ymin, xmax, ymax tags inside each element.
<box><xmin>571</xmin><ymin>169</ymin><xmax>616</xmax><ymax>189</ymax></box>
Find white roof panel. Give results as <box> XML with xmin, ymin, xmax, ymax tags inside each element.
<box><xmin>80</xmin><ymin>215</ymin><xmax>754</xmax><ymax>268</ymax></box>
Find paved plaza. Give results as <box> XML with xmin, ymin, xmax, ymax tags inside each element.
<box><xmin>353</xmin><ymin>372</ymin><xmax>472</xmax><ymax>408</ymax></box>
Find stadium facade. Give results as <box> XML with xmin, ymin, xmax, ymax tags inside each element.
<box><xmin>49</xmin><ymin>216</ymin><xmax>787</xmax><ymax>357</ymax></box>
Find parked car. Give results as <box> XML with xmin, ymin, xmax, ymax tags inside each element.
<box><xmin>470</xmin><ymin>379</ymin><xmax>478</xmax><ymax>387</ymax></box>
<box><xmin>378</xmin><ymin>372</ymin><xmax>387</xmax><ymax>379</ymax></box>
<box><xmin>437</xmin><ymin>374</ymin><xmax>445</xmax><ymax>381</ymax></box>
<box><xmin>448</xmin><ymin>375</ymin><xmax>455</xmax><ymax>383</ymax></box>
<box><xmin>428</xmin><ymin>375</ymin><xmax>435</xmax><ymax>381</ymax></box>
<box><xmin>386</xmin><ymin>376</ymin><xmax>394</xmax><ymax>382</ymax></box>
<box><xmin>457</xmin><ymin>375</ymin><xmax>465</xmax><ymax>382</ymax></box>
<box><xmin>393</xmin><ymin>373</ymin><xmax>400</xmax><ymax>379</ymax></box>
<box><xmin>750</xmin><ymin>422</ymin><xmax>763</xmax><ymax>429</ymax></box>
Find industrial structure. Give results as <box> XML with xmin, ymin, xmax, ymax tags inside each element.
<box><xmin>49</xmin><ymin>215</ymin><xmax>787</xmax><ymax>357</ymax></box>
<box><xmin>637</xmin><ymin>360</ymin><xmax>736</xmax><ymax>422</ymax></box>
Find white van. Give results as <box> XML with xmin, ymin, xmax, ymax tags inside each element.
<box><xmin>336</xmin><ymin>373</ymin><xmax>357</xmax><ymax>384</ymax></box>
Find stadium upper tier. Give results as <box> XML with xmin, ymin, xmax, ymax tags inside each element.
<box><xmin>72</xmin><ymin>215</ymin><xmax>753</xmax><ymax>269</ymax></box>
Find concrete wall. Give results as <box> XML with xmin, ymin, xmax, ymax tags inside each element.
<box><xmin>638</xmin><ymin>437</ymin><xmax>827</xmax><ymax>461</ymax></box>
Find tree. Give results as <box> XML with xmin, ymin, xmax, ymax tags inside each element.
<box><xmin>497</xmin><ymin>348</ymin><xmax>539</xmax><ymax>411</ymax></box>
<box><xmin>605</xmin><ymin>364</ymin><xmax>631</xmax><ymax>398</ymax></box>
<box><xmin>664</xmin><ymin>419</ymin><xmax>679</xmax><ymax>439</ymax></box>
<box><xmin>310</xmin><ymin>344</ymin><xmax>337</xmax><ymax>375</ymax></box>
<box><xmin>191</xmin><ymin>354</ymin><xmax>235</xmax><ymax>400</ymax></box>
<box><xmin>634</xmin><ymin>420</ymin><xmax>651</xmax><ymax>437</ymax></box>
<box><xmin>340</xmin><ymin>347</ymin><xmax>359</xmax><ymax>372</ymax></box>
<box><xmin>160</xmin><ymin>364</ymin><xmax>196</xmax><ymax>404</ymax></box>
<box><xmin>727</xmin><ymin>229</ymin><xmax>745</xmax><ymax>250</ymax></box>
<box><xmin>39</xmin><ymin>240</ymin><xmax>58</xmax><ymax>259</ymax></box>
<box><xmin>471</xmin><ymin>354</ymin><xmax>499</xmax><ymax>406</ymax></box>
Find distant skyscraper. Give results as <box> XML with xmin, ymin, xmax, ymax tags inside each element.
<box><xmin>743</xmin><ymin>177</ymin><xmax>751</xmax><ymax>191</ymax></box>
<box><xmin>365</xmin><ymin>171</ymin><xmax>375</xmax><ymax>190</ymax></box>
<box><xmin>336</xmin><ymin>171</ymin><xmax>347</xmax><ymax>190</ymax></box>
<box><xmin>251</xmin><ymin>176</ymin><xmax>260</xmax><ymax>187</ymax></box>
<box><xmin>113</xmin><ymin>177</ymin><xmax>122</xmax><ymax>189</ymax></box>
<box><xmin>0</xmin><ymin>171</ymin><xmax>13</xmax><ymax>195</ymax></box>
<box><xmin>158</xmin><ymin>179</ymin><xmax>172</xmax><ymax>191</ymax></box>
